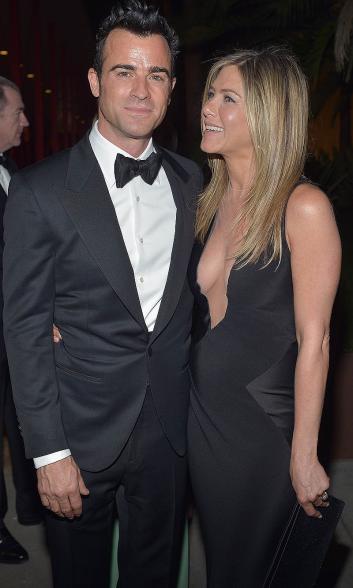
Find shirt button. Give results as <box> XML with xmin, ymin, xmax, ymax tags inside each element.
<box><xmin>139</xmin><ymin>237</ymin><xmax>143</xmax><ymax>244</ymax></box>
<box><xmin>139</xmin><ymin>276</ymin><xmax>144</xmax><ymax>283</ymax></box>
<box><xmin>136</xmin><ymin>196</ymin><xmax>140</xmax><ymax>202</ymax></box>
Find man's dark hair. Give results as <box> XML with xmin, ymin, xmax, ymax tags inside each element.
<box><xmin>93</xmin><ymin>1</ymin><xmax>179</xmax><ymax>78</ymax></box>
<box><xmin>0</xmin><ymin>77</ymin><xmax>20</xmax><ymax>113</ymax></box>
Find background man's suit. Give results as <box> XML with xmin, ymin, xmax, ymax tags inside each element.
<box><xmin>3</xmin><ymin>134</ymin><xmax>203</xmax><ymax>586</ymax></box>
<box><xmin>0</xmin><ymin>155</ymin><xmax>39</xmax><ymax>527</ymax></box>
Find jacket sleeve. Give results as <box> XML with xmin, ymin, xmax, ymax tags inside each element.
<box><xmin>3</xmin><ymin>172</ymin><xmax>68</xmax><ymax>458</ymax></box>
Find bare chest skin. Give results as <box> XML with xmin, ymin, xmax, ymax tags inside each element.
<box><xmin>197</xmin><ymin>198</ymin><xmax>242</xmax><ymax>329</ymax></box>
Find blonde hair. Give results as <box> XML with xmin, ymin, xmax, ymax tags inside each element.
<box><xmin>196</xmin><ymin>46</ymin><xmax>308</xmax><ymax>267</ymax></box>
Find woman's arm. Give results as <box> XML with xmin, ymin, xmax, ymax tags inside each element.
<box><xmin>286</xmin><ymin>184</ymin><xmax>341</xmax><ymax>517</ymax></box>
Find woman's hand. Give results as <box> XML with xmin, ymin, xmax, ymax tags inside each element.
<box><xmin>290</xmin><ymin>453</ymin><xmax>330</xmax><ymax>518</ymax></box>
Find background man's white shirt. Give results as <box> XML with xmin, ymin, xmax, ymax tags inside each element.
<box><xmin>0</xmin><ymin>156</ymin><xmax>11</xmax><ymax>195</ymax></box>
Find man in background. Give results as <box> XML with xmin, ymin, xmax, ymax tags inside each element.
<box><xmin>0</xmin><ymin>76</ymin><xmax>41</xmax><ymax>564</ymax></box>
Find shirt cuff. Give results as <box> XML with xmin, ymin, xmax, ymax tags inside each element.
<box><xmin>33</xmin><ymin>449</ymin><xmax>72</xmax><ymax>469</ymax></box>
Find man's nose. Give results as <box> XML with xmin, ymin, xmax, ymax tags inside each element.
<box><xmin>131</xmin><ymin>76</ymin><xmax>150</xmax><ymax>100</ymax></box>
<box><xmin>20</xmin><ymin>112</ymin><xmax>29</xmax><ymax>127</ymax></box>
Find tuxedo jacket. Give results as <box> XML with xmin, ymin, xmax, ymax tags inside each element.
<box><xmin>3</xmin><ymin>135</ymin><xmax>203</xmax><ymax>472</ymax></box>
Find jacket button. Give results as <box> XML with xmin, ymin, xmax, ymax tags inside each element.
<box><xmin>148</xmin><ymin>347</ymin><xmax>153</xmax><ymax>357</ymax></box>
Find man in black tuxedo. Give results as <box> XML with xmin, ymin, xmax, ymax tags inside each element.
<box><xmin>3</xmin><ymin>3</ymin><xmax>202</xmax><ymax>587</ymax></box>
<box><xmin>0</xmin><ymin>76</ymin><xmax>42</xmax><ymax>565</ymax></box>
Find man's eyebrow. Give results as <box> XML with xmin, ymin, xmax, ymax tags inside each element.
<box><xmin>109</xmin><ymin>64</ymin><xmax>171</xmax><ymax>78</ymax></box>
<box><xmin>149</xmin><ymin>66</ymin><xmax>171</xmax><ymax>79</ymax></box>
<box><xmin>110</xmin><ymin>64</ymin><xmax>136</xmax><ymax>72</ymax></box>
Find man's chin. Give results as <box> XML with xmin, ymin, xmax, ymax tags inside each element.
<box><xmin>124</xmin><ymin>122</ymin><xmax>158</xmax><ymax>139</ymax></box>
<box><xmin>123</xmin><ymin>128</ymin><xmax>157</xmax><ymax>141</ymax></box>
<box><xmin>124</xmin><ymin>116</ymin><xmax>166</xmax><ymax>139</ymax></box>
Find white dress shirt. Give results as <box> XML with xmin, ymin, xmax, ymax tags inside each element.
<box><xmin>0</xmin><ymin>154</ymin><xmax>11</xmax><ymax>195</ymax></box>
<box><xmin>34</xmin><ymin>123</ymin><xmax>176</xmax><ymax>468</ymax></box>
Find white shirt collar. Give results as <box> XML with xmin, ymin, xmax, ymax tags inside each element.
<box><xmin>89</xmin><ymin>121</ymin><xmax>155</xmax><ymax>190</ymax></box>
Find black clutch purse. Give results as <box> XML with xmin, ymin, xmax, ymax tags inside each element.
<box><xmin>264</xmin><ymin>495</ymin><xmax>345</xmax><ymax>588</ymax></box>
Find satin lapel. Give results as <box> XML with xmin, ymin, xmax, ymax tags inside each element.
<box><xmin>0</xmin><ymin>184</ymin><xmax>6</xmax><ymax>203</ymax></box>
<box><xmin>59</xmin><ymin>136</ymin><xmax>146</xmax><ymax>330</ymax></box>
<box><xmin>7</xmin><ymin>156</ymin><xmax>18</xmax><ymax>176</ymax></box>
<box><xmin>151</xmin><ymin>150</ymin><xmax>196</xmax><ymax>343</ymax></box>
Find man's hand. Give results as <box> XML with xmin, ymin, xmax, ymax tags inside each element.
<box><xmin>53</xmin><ymin>324</ymin><xmax>62</xmax><ymax>343</ymax></box>
<box><xmin>37</xmin><ymin>456</ymin><xmax>89</xmax><ymax>519</ymax></box>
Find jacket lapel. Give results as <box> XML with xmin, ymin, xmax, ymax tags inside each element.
<box><xmin>60</xmin><ymin>135</ymin><xmax>146</xmax><ymax>330</ymax></box>
<box><xmin>151</xmin><ymin>147</ymin><xmax>196</xmax><ymax>343</ymax></box>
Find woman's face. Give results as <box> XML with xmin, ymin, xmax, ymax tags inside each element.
<box><xmin>201</xmin><ymin>65</ymin><xmax>253</xmax><ymax>159</ymax></box>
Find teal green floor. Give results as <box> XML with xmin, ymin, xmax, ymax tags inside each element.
<box><xmin>1</xmin><ymin>435</ymin><xmax>192</xmax><ymax>588</ymax></box>
<box><xmin>110</xmin><ymin>521</ymin><xmax>188</xmax><ymax>587</ymax></box>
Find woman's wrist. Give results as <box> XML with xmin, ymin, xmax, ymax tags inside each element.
<box><xmin>291</xmin><ymin>439</ymin><xmax>318</xmax><ymax>462</ymax></box>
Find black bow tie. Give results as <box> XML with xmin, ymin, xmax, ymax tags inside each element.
<box><xmin>114</xmin><ymin>151</ymin><xmax>162</xmax><ymax>189</ymax></box>
<box><xmin>0</xmin><ymin>153</ymin><xmax>10</xmax><ymax>171</ymax></box>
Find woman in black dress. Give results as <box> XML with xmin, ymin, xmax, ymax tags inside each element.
<box><xmin>188</xmin><ymin>47</ymin><xmax>341</xmax><ymax>587</ymax></box>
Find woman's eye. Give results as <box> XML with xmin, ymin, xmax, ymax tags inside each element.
<box><xmin>224</xmin><ymin>95</ymin><xmax>235</xmax><ymax>103</ymax></box>
<box><xmin>207</xmin><ymin>90</ymin><xmax>214</xmax><ymax>99</ymax></box>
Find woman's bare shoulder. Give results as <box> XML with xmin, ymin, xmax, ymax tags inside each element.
<box><xmin>286</xmin><ymin>183</ymin><xmax>333</xmax><ymax>221</ymax></box>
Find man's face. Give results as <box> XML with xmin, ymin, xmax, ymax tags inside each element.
<box><xmin>88</xmin><ymin>29</ymin><xmax>175</xmax><ymax>152</ymax></box>
<box><xmin>0</xmin><ymin>87</ymin><xmax>29</xmax><ymax>152</ymax></box>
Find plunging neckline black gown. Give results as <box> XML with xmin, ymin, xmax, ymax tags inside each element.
<box><xmin>188</xmin><ymin>230</ymin><xmax>298</xmax><ymax>587</ymax></box>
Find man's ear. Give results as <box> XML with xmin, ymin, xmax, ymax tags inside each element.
<box><xmin>168</xmin><ymin>77</ymin><xmax>176</xmax><ymax>104</ymax></box>
<box><xmin>88</xmin><ymin>68</ymin><xmax>100</xmax><ymax>98</ymax></box>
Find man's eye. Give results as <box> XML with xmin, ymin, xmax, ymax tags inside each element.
<box><xmin>117</xmin><ymin>71</ymin><xmax>131</xmax><ymax>77</ymax></box>
<box><xmin>150</xmin><ymin>74</ymin><xmax>165</xmax><ymax>82</ymax></box>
